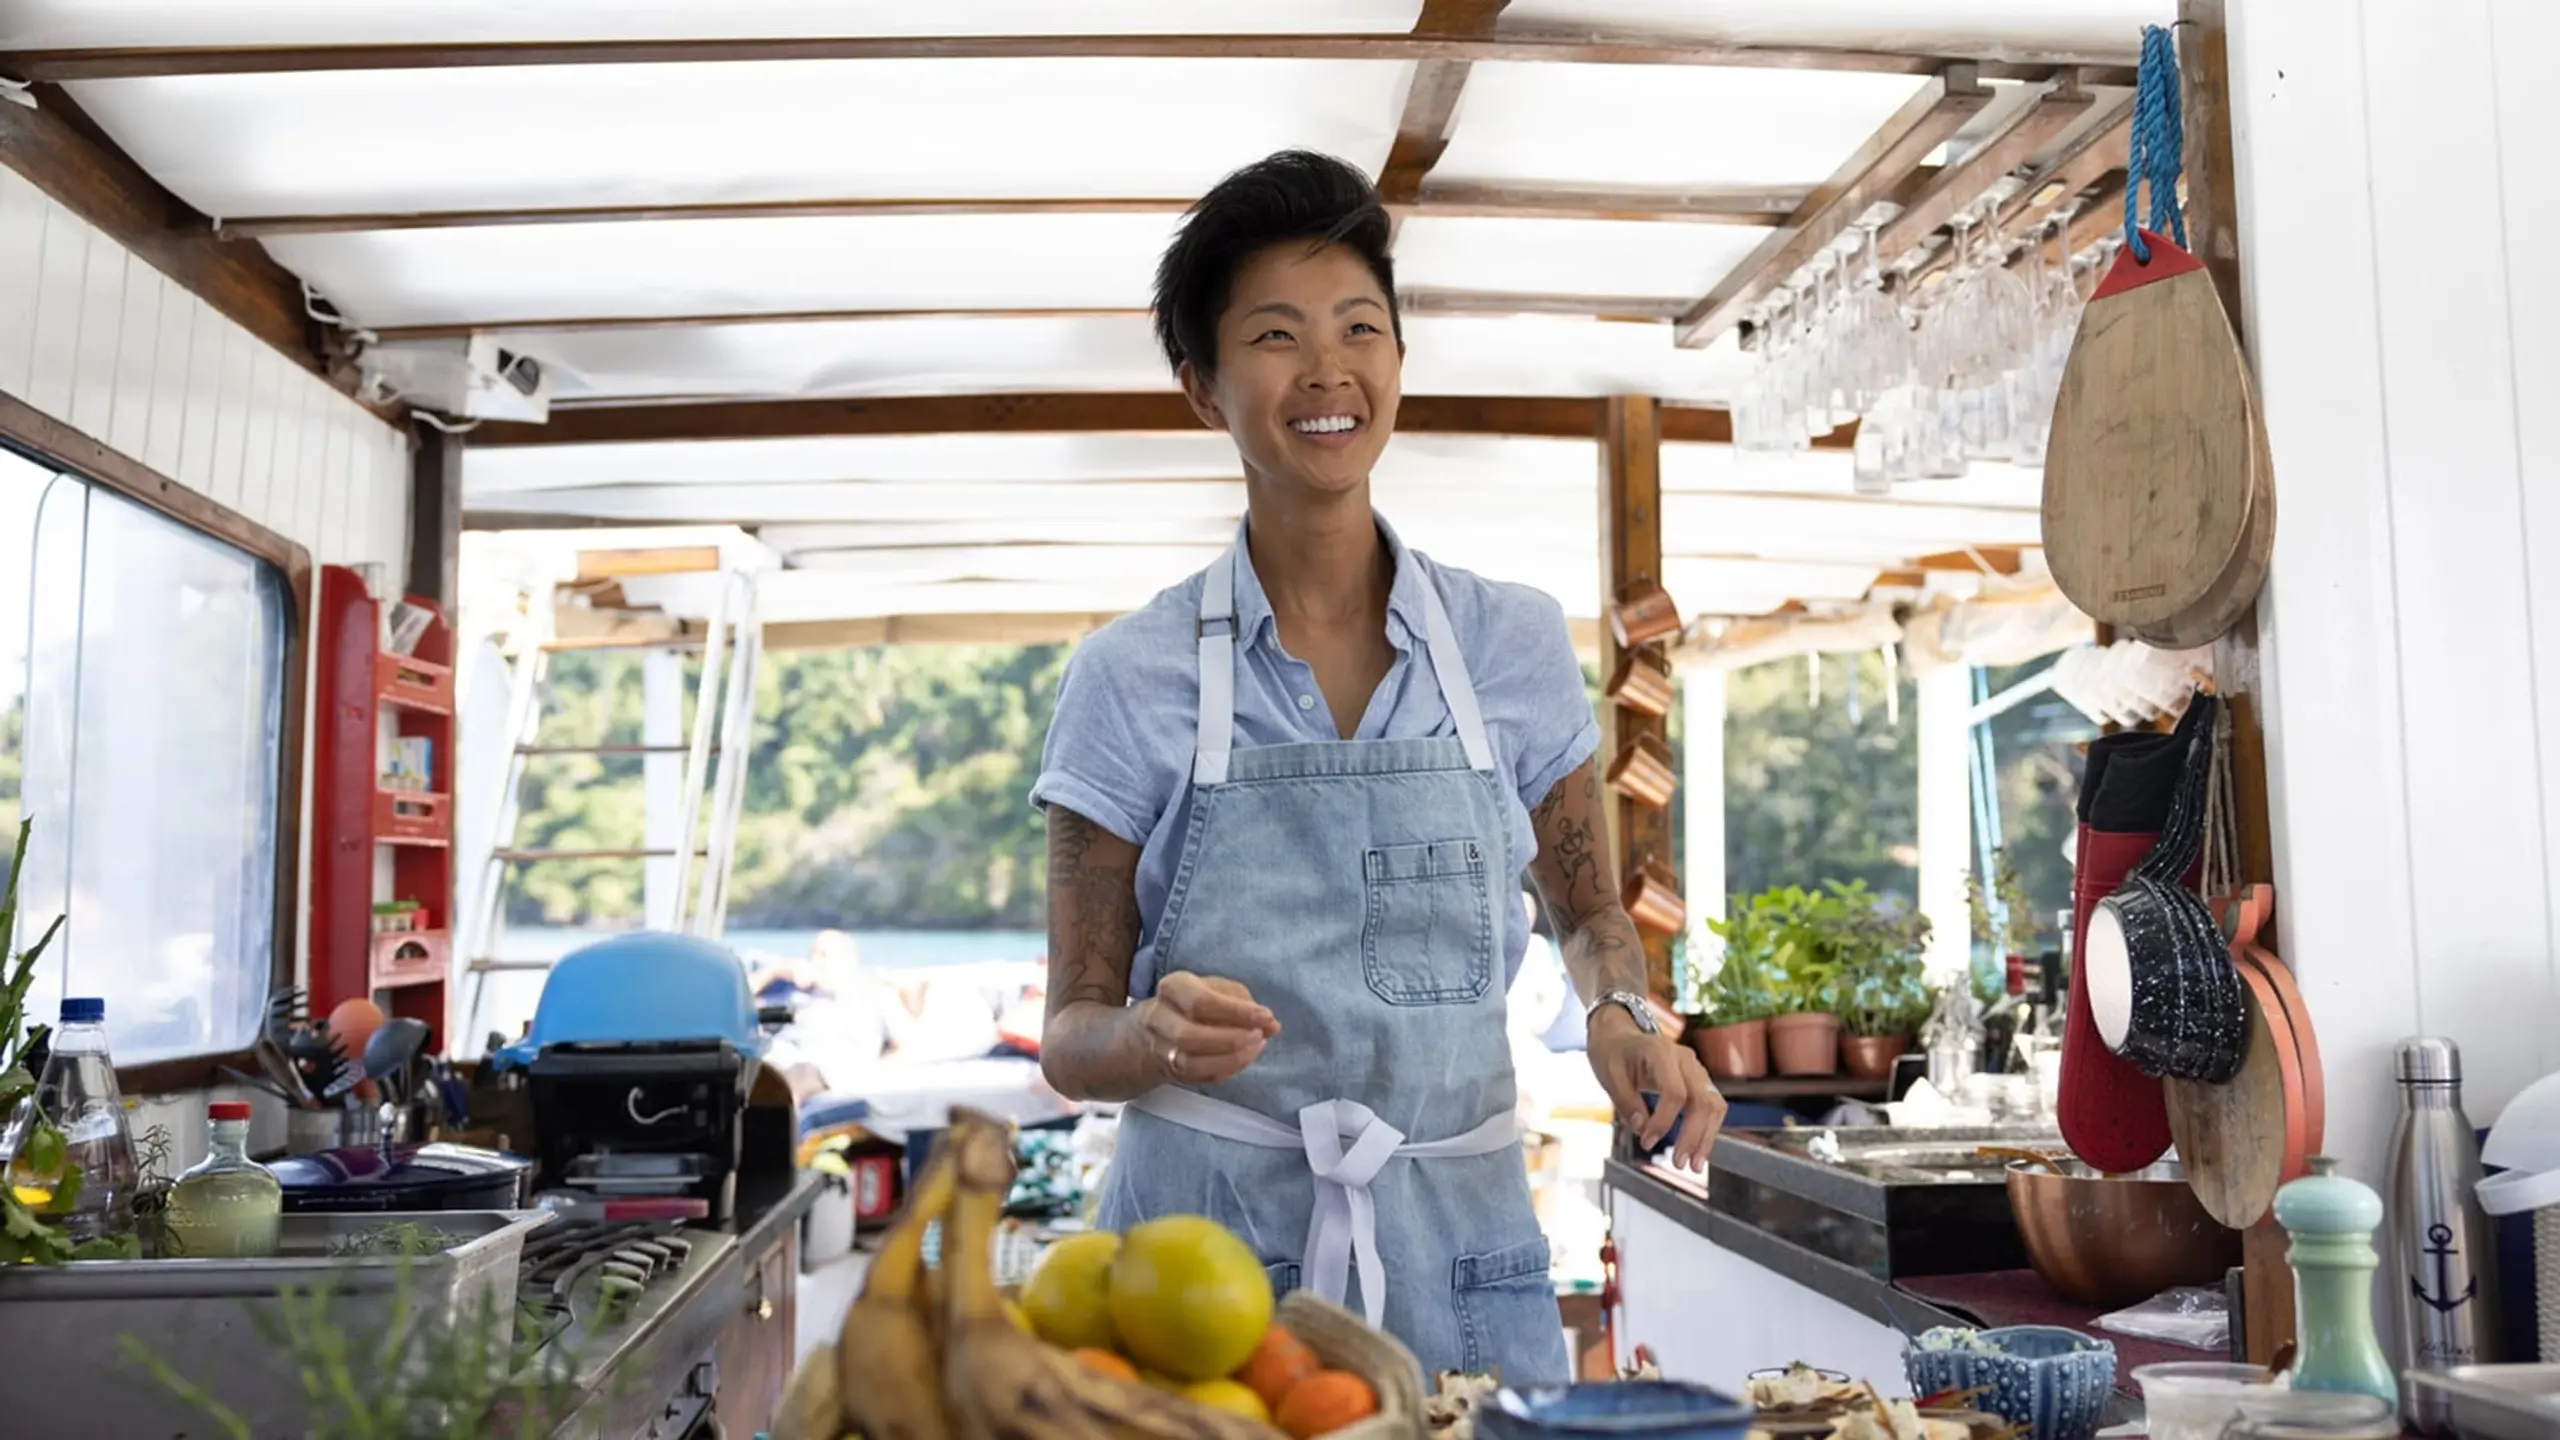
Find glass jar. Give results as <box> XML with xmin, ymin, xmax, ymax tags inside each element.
<box><xmin>164</xmin><ymin>1100</ymin><xmax>281</xmax><ymax>1258</ymax></box>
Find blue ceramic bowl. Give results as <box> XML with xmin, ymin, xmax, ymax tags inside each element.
<box><xmin>1476</xmin><ymin>1380</ymin><xmax>1754</xmax><ymax>1439</ymax></box>
<box><xmin>1903</xmin><ymin>1326</ymin><xmax>2116</xmax><ymax>1440</ymax></box>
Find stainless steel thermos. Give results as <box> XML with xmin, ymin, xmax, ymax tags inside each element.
<box><xmin>2386</xmin><ymin>1037</ymin><xmax>2502</xmax><ymax>1426</ymax></box>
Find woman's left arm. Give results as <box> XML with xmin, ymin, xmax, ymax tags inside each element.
<box><xmin>1526</xmin><ymin>758</ymin><xmax>1723</xmax><ymax>1171</ymax></box>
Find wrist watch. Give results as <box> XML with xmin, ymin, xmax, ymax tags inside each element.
<box><xmin>1586</xmin><ymin>990</ymin><xmax>1660</xmax><ymax>1035</ymax></box>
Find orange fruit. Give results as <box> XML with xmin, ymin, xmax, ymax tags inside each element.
<box><xmin>1106</xmin><ymin>1215</ymin><xmax>1273</xmax><ymax>1381</ymax></box>
<box><xmin>1182</xmin><ymin>1378</ymin><xmax>1273</xmax><ymax>1424</ymax></box>
<box><xmin>1071</xmin><ymin>1348</ymin><xmax>1140</xmax><ymax>1383</ymax></box>
<box><xmin>1276</xmin><ymin>1370</ymin><xmax>1380</xmax><ymax>1439</ymax></box>
<box><xmin>1236</xmin><ymin>1324</ymin><xmax>1323</xmax><ymax>1410</ymax></box>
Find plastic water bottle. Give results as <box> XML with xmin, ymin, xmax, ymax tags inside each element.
<box><xmin>3</xmin><ymin>997</ymin><xmax>138</xmax><ymax>1246</ymax></box>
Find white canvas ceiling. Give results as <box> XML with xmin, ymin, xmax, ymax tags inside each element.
<box><xmin>2</xmin><ymin>0</ymin><xmax>2160</xmax><ymax>628</ymax></box>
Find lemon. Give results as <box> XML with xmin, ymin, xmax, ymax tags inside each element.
<box><xmin>1107</xmin><ymin>1215</ymin><xmax>1274</xmax><ymax>1382</ymax></box>
<box><xmin>1002</xmin><ymin>1299</ymin><xmax>1033</xmax><ymax>1333</ymax></box>
<box><xmin>1020</xmin><ymin>1231</ymin><xmax>1122</xmax><ymax>1350</ymax></box>
<box><xmin>1182</xmin><ymin>1378</ymin><xmax>1273</xmax><ymax>1424</ymax></box>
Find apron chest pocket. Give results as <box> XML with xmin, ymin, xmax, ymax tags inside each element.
<box><xmin>1361</xmin><ymin>838</ymin><xmax>1494</xmax><ymax>1006</ymax></box>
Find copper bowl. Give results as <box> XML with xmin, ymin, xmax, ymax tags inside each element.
<box><xmin>2000</xmin><ymin>1153</ymin><xmax>2243</xmax><ymax>1309</ymax></box>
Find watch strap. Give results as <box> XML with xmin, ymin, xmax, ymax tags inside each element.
<box><xmin>1587</xmin><ymin>990</ymin><xmax>1660</xmax><ymax>1034</ymax></box>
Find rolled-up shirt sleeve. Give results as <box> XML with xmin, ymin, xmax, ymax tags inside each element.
<box><xmin>1030</xmin><ymin>625</ymin><xmax>1173</xmax><ymax>848</ymax></box>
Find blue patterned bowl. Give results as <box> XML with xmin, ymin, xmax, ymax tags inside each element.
<box><xmin>1903</xmin><ymin>1326</ymin><xmax>2116</xmax><ymax>1440</ymax></box>
<box><xmin>1477</xmin><ymin>1380</ymin><xmax>1755</xmax><ymax>1439</ymax></box>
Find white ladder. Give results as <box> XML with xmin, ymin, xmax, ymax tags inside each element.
<box><xmin>459</xmin><ymin>569</ymin><xmax>765</xmax><ymax>1045</ymax></box>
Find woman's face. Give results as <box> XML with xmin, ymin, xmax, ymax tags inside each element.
<box><xmin>1181</xmin><ymin>240</ymin><xmax>1401</xmax><ymax>499</ymax></box>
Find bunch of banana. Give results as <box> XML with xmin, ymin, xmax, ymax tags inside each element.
<box><xmin>935</xmin><ymin>1108</ymin><xmax>1288</xmax><ymax>1440</ymax></box>
<box><xmin>774</xmin><ymin>1107</ymin><xmax>1291</xmax><ymax>1440</ymax></box>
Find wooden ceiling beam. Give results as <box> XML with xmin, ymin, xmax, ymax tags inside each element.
<box><xmin>1868</xmin><ymin>73</ymin><xmax>2096</xmax><ymax>268</ymax></box>
<box><xmin>1377</xmin><ymin>0</ymin><xmax>1509</xmax><ymax>242</ymax></box>
<box><xmin>1899</xmin><ymin>101</ymin><xmax>2132</xmax><ymax>292</ymax></box>
<box><xmin>204</xmin><ymin>188</ymin><xmax>1794</xmax><ymax>241</ymax></box>
<box><xmin>1673</xmin><ymin>66</ymin><xmax>1995</xmax><ymax>349</ymax></box>
<box><xmin>465</xmin><ymin>391</ymin><xmax>1852</xmax><ymax>448</ymax></box>
<box><xmin>364</xmin><ymin>290</ymin><xmax>1696</xmax><ymax>343</ymax></box>
<box><xmin>0</xmin><ymin>83</ymin><xmax>342</xmax><ymax>384</ymax></box>
<box><xmin>2</xmin><ymin>33</ymin><xmax>2134</xmax><ymax>84</ymax></box>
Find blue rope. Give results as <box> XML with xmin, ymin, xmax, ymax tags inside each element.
<box><xmin>2123</xmin><ymin>24</ymin><xmax>2187</xmax><ymax>263</ymax></box>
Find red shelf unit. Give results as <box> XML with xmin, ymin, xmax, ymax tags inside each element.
<box><xmin>310</xmin><ymin>565</ymin><xmax>455</xmax><ymax>1049</ymax></box>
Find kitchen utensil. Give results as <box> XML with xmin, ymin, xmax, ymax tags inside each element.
<box><xmin>1478</xmin><ymin>1379</ymin><xmax>1753</xmax><ymax>1439</ymax></box>
<box><xmin>2165</xmin><ymin>885</ymin><xmax>2324</xmax><ymax>1228</ymax></box>
<box><xmin>2083</xmin><ymin>692</ymin><xmax>2248</xmax><ymax>1084</ymax></box>
<box><xmin>218</xmin><ymin>1064</ymin><xmax>296</xmax><ymax>1105</ymax></box>
<box><xmin>362</xmin><ymin>1017</ymin><xmax>431</xmax><ymax>1104</ymax></box>
<box><xmin>1606</xmin><ymin>733</ymin><xmax>1678</xmax><ymax>809</ymax></box>
<box><xmin>286</xmin><ymin>1022</ymin><xmax>349</xmax><ymax>1099</ymax></box>
<box><xmin>263</xmin><ymin>985</ymin><xmax>310</xmax><ymax>1049</ymax></box>
<box><xmin>286</xmin><ymin>1104</ymin><xmax>378</xmax><ymax>1156</ymax></box>
<box><xmin>2130</xmin><ymin>1362</ymin><xmax>2282</xmax><ymax>1440</ymax></box>
<box><xmin>1608</xmin><ymin>579</ymin><xmax>1683</xmax><ymax>649</ymax></box>
<box><xmin>2044</xmin><ymin>229</ymin><xmax>2262</xmax><ymax>636</ymax></box>
<box><xmin>1604</xmin><ymin>649</ymin><xmax>1676</xmax><ymax>718</ymax></box>
<box><xmin>1904</xmin><ymin>1327</ymin><xmax>2117</xmax><ymax>1440</ymax></box>
<box><xmin>2273</xmin><ymin>1159</ymin><xmax>2398</xmax><ymax>1406</ymax></box>
<box><xmin>268</xmin><ymin>1141</ymin><xmax>531</xmax><ymax>1213</ymax></box>
<box><xmin>2131</xmin><ymin>379</ymin><xmax>2277</xmax><ymax>651</ymax></box>
<box><xmin>2004</xmin><ymin>1155</ymin><xmax>2243</xmax><ymax>1308</ymax></box>
<box><xmin>2059</xmin><ymin>711</ymin><xmax>2202</xmax><ymax>1173</ymax></box>
<box><xmin>325</xmin><ymin>997</ymin><xmax>386</xmax><ymax>1075</ymax></box>
<box><xmin>252</xmin><ymin>1034</ymin><xmax>315</xmax><ymax>1108</ymax></box>
<box><xmin>2384</xmin><ymin>1037</ymin><xmax>2504</xmax><ymax>1427</ymax></box>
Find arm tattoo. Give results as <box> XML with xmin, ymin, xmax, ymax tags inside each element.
<box><xmin>1529</xmin><ymin>760</ymin><xmax>1653</xmax><ymax>1001</ymax></box>
<box><xmin>1046</xmin><ymin>808</ymin><xmax>1141</xmax><ymax>1016</ymax></box>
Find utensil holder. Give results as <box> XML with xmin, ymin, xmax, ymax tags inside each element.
<box><xmin>287</xmin><ymin>1105</ymin><xmax>380</xmax><ymax>1156</ymax></box>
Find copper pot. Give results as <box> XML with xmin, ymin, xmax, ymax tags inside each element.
<box><xmin>1609</xmin><ymin>579</ymin><xmax>1684</xmax><ymax>649</ymax></box>
<box><xmin>1604</xmin><ymin>649</ymin><xmax>1677</xmax><ymax>718</ymax></box>
<box><xmin>2000</xmin><ymin>1153</ymin><xmax>2244</xmax><ymax>1309</ymax></box>
<box><xmin>1605</xmin><ymin>733</ymin><xmax>1677</xmax><ymax>809</ymax></box>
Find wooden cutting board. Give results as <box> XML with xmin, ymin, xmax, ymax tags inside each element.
<box><xmin>2131</xmin><ymin>368</ymin><xmax>2276</xmax><ymax>651</ymax></box>
<box><xmin>2044</xmin><ymin>229</ymin><xmax>2260</xmax><ymax>632</ymax></box>
<box><xmin>2163</xmin><ymin>884</ymin><xmax>2324</xmax><ymax>1228</ymax></box>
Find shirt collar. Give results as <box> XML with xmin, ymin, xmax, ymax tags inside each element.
<box><xmin>1228</xmin><ymin>510</ymin><xmax>1427</xmax><ymax>653</ymax></box>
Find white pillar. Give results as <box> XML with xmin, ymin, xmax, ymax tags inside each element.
<box><xmin>1914</xmin><ymin>663</ymin><xmax>1974</xmax><ymax>983</ymax></box>
<box><xmin>642</xmin><ymin>648</ymin><xmax>683</xmax><ymax>932</ymax></box>
<box><xmin>1680</xmin><ymin>668</ymin><xmax>1727</xmax><ymax>925</ymax></box>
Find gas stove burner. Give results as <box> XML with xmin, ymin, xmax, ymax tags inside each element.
<box><xmin>517</xmin><ymin>1220</ymin><xmax>699</xmax><ymax>1334</ymax></box>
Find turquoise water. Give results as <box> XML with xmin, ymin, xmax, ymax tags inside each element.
<box><xmin>504</xmin><ymin>926</ymin><xmax>1047</xmax><ymax>970</ymax></box>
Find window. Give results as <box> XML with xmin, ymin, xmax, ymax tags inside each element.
<box><xmin>0</xmin><ymin>441</ymin><xmax>292</xmax><ymax>1069</ymax></box>
<box><xmin>1968</xmin><ymin>659</ymin><xmax>2097</xmax><ymax>962</ymax></box>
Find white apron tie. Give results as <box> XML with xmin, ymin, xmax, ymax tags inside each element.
<box><xmin>1126</xmin><ymin>1086</ymin><xmax>1518</xmax><ymax>1327</ymax></box>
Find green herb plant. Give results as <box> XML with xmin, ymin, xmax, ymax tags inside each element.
<box><xmin>0</xmin><ymin>817</ymin><xmax>100</xmax><ymax>1265</ymax></box>
<box><xmin>1676</xmin><ymin>925</ymin><xmax>1779</xmax><ymax>1027</ymax></box>
<box><xmin>126</xmin><ymin>1252</ymin><xmax>598</xmax><ymax>1440</ymax></box>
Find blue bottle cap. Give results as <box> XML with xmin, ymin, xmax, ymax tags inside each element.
<box><xmin>58</xmin><ymin>997</ymin><xmax>104</xmax><ymax>1025</ymax></box>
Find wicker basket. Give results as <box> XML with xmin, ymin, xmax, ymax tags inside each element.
<box><xmin>1275</xmin><ymin>1291</ymin><xmax>1426</xmax><ymax>1440</ymax></box>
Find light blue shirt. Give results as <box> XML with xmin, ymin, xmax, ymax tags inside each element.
<box><xmin>1031</xmin><ymin>514</ymin><xmax>1601</xmax><ymax>997</ymax></box>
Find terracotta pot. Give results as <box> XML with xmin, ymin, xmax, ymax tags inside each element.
<box><xmin>1688</xmin><ymin>1019</ymin><xmax>1770</xmax><ymax>1081</ymax></box>
<box><xmin>1841</xmin><ymin>1034</ymin><xmax>1910</xmax><ymax>1080</ymax></box>
<box><xmin>1768</xmin><ymin>1012</ymin><xmax>1842</xmax><ymax>1076</ymax></box>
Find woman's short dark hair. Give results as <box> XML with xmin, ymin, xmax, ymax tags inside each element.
<box><xmin>1151</xmin><ymin>150</ymin><xmax>1399</xmax><ymax>377</ymax></box>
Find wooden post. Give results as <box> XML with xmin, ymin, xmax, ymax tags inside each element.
<box><xmin>1598</xmin><ymin>395</ymin><xmax>1677</xmax><ymax>1003</ymax></box>
<box><xmin>2178</xmin><ymin>0</ymin><xmax>2293</xmax><ymax>1367</ymax></box>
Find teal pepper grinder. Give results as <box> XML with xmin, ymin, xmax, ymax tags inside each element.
<box><xmin>2272</xmin><ymin>1156</ymin><xmax>2399</xmax><ymax>1406</ymax></box>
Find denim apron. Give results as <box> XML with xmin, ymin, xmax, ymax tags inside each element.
<box><xmin>1094</xmin><ymin>540</ymin><xmax>1569</xmax><ymax>1385</ymax></box>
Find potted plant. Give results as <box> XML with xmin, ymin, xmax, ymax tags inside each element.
<box><xmin>1829</xmin><ymin>882</ymin><xmax>1934</xmax><ymax>1078</ymax></box>
<box><xmin>1752</xmin><ymin>885</ymin><xmax>1847</xmax><ymax>1077</ymax></box>
<box><xmin>1679</xmin><ymin>919</ymin><xmax>1777</xmax><ymax>1081</ymax></box>
<box><xmin>1966</xmin><ymin>848</ymin><xmax>2040</xmax><ymax>991</ymax></box>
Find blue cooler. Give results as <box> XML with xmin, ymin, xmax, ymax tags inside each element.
<box><xmin>490</xmin><ymin>931</ymin><xmax>770</xmax><ymax>1222</ymax></box>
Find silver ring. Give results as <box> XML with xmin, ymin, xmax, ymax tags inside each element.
<box><xmin>1165</xmin><ymin>1044</ymin><xmax>1181</xmax><ymax>1075</ymax></box>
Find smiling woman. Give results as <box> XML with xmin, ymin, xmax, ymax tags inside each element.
<box><xmin>1029</xmin><ymin>151</ymin><xmax>1726</xmax><ymax>1387</ymax></box>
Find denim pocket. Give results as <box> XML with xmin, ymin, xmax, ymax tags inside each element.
<box><xmin>1265</xmin><ymin>1260</ymin><xmax>1302</xmax><ymax>1300</ymax></box>
<box><xmin>1450</xmin><ymin>1235</ymin><xmax>1557</xmax><ymax>1377</ymax></box>
<box><xmin>1360</xmin><ymin>838</ymin><xmax>1493</xmax><ymax>1006</ymax></box>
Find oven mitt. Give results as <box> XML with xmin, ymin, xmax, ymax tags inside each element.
<box><xmin>2057</xmin><ymin>709</ymin><xmax>2203</xmax><ymax>1172</ymax></box>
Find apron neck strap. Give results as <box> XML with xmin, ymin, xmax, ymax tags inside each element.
<box><xmin>1192</xmin><ymin>535</ymin><xmax>1494</xmax><ymax>786</ymax></box>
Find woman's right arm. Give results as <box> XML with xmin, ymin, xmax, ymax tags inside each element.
<box><xmin>1041</xmin><ymin>806</ymin><xmax>1278</xmax><ymax>1101</ymax></box>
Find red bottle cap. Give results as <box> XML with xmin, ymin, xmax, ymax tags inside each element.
<box><xmin>208</xmin><ymin>1100</ymin><xmax>253</xmax><ymax>1121</ymax></box>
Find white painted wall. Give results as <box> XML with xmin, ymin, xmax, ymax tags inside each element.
<box><xmin>2230</xmin><ymin>0</ymin><xmax>2560</xmax><ymax>1179</ymax></box>
<box><xmin>1609</xmin><ymin>1189</ymin><xmax>1912</xmax><ymax>1386</ymax></box>
<box><xmin>0</xmin><ymin>165</ymin><xmax>413</xmax><ymax>1139</ymax></box>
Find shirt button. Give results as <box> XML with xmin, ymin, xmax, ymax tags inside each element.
<box><xmin>1297</xmin><ymin>694</ymin><xmax>1316</xmax><ymax>711</ymax></box>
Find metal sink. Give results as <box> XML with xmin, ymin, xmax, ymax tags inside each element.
<box><xmin>1699</xmin><ymin>1126</ymin><xmax>2062</xmax><ymax>1282</ymax></box>
<box><xmin>1750</xmin><ymin>1126</ymin><xmax>2069</xmax><ymax>1186</ymax></box>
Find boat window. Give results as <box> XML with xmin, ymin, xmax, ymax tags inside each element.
<box><xmin>0</xmin><ymin>441</ymin><xmax>291</xmax><ymax>1070</ymax></box>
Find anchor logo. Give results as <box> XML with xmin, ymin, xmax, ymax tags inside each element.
<box><xmin>2411</xmin><ymin>1223</ymin><xmax>2476</xmax><ymax>1315</ymax></box>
